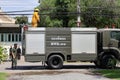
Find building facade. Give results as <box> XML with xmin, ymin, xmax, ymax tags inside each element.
<box><xmin>0</xmin><ymin>9</ymin><xmax>21</xmax><ymax>55</ymax></box>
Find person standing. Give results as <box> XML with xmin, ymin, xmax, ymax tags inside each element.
<box><xmin>9</xmin><ymin>46</ymin><xmax>12</xmax><ymax>61</ymax></box>
<box><xmin>31</xmin><ymin>8</ymin><xmax>40</xmax><ymax>27</ymax></box>
<box><xmin>17</xmin><ymin>46</ymin><xmax>21</xmax><ymax>60</ymax></box>
<box><xmin>11</xmin><ymin>44</ymin><xmax>18</xmax><ymax>69</ymax></box>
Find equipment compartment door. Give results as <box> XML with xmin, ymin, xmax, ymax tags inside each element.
<box><xmin>72</xmin><ymin>33</ymin><xmax>96</xmax><ymax>54</ymax></box>
<box><xmin>71</xmin><ymin>32</ymin><xmax>97</xmax><ymax>61</ymax></box>
<box><xmin>26</xmin><ymin>33</ymin><xmax>45</xmax><ymax>54</ymax></box>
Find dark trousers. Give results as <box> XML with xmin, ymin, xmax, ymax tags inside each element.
<box><xmin>17</xmin><ymin>54</ymin><xmax>21</xmax><ymax>60</ymax></box>
<box><xmin>11</xmin><ymin>57</ymin><xmax>17</xmax><ymax>69</ymax></box>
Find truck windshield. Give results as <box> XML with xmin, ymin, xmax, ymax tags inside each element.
<box><xmin>111</xmin><ymin>31</ymin><xmax>120</xmax><ymax>41</ymax></box>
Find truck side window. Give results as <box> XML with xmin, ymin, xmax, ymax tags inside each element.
<box><xmin>111</xmin><ymin>31</ymin><xmax>120</xmax><ymax>41</ymax></box>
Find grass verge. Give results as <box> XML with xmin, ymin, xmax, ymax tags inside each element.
<box><xmin>95</xmin><ymin>69</ymin><xmax>120</xmax><ymax>80</ymax></box>
<box><xmin>0</xmin><ymin>72</ymin><xmax>7</xmax><ymax>80</ymax></box>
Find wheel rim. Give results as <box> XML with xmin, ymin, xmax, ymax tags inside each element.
<box><xmin>107</xmin><ymin>57</ymin><xmax>116</xmax><ymax>68</ymax></box>
<box><xmin>52</xmin><ymin>57</ymin><xmax>60</xmax><ymax>66</ymax></box>
<box><xmin>48</xmin><ymin>55</ymin><xmax>63</xmax><ymax>69</ymax></box>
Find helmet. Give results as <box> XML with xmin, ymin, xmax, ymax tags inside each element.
<box><xmin>34</xmin><ymin>8</ymin><xmax>39</xmax><ymax>12</ymax></box>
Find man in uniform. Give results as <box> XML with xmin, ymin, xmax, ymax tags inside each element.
<box><xmin>17</xmin><ymin>46</ymin><xmax>21</xmax><ymax>60</ymax></box>
<box><xmin>9</xmin><ymin>46</ymin><xmax>12</xmax><ymax>61</ymax></box>
<box><xmin>11</xmin><ymin>44</ymin><xmax>18</xmax><ymax>69</ymax></box>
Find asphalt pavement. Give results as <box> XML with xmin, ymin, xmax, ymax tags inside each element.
<box><xmin>0</xmin><ymin>56</ymin><xmax>113</xmax><ymax>80</ymax></box>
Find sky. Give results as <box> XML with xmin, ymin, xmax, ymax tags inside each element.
<box><xmin>0</xmin><ymin>0</ymin><xmax>39</xmax><ymax>22</ymax></box>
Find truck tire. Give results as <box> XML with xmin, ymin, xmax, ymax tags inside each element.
<box><xmin>101</xmin><ymin>55</ymin><xmax>116</xmax><ymax>69</ymax></box>
<box><xmin>94</xmin><ymin>60</ymin><xmax>101</xmax><ymax>68</ymax></box>
<box><xmin>48</xmin><ymin>55</ymin><xmax>63</xmax><ymax>69</ymax></box>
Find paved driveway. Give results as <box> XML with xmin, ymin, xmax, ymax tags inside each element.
<box><xmin>0</xmin><ymin>56</ymin><xmax>112</xmax><ymax>80</ymax></box>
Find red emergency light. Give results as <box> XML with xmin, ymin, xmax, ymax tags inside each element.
<box><xmin>23</xmin><ymin>25</ymin><xmax>28</xmax><ymax>31</ymax></box>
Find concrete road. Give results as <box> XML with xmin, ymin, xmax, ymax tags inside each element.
<box><xmin>0</xmin><ymin>56</ymin><xmax>115</xmax><ymax>80</ymax></box>
<box><xmin>0</xmin><ymin>56</ymin><xmax>97</xmax><ymax>73</ymax></box>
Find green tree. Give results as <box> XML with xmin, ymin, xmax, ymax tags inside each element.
<box><xmin>0</xmin><ymin>46</ymin><xmax>8</xmax><ymax>63</ymax></box>
<box><xmin>38</xmin><ymin>0</ymin><xmax>76</xmax><ymax>27</ymax></box>
<box><xmin>54</xmin><ymin>0</ymin><xmax>69</xmax><ymax>27</ymax></box>
<box><xmin>38</xmin><ymin>0</ymin><xmax>120</xmax><ymax>28</ymax></box>
<box><xmin>15</xmin><ymin>15</ymin><xmax>28</xmax><ymax>24</ymax></box>
<box><xmin>81</xmin><ymin>0</ymin><xmax>120</xmax><ymax>28</ymax></box>
<box><xmin>38</xmin><ymin>0</ymin><xmax>56</xmax><ymax>27</ymax></box>
<box><xmin>0</xmin><ymin>46</ymin><xmax>5</xmax><ymax>64</ymax></box>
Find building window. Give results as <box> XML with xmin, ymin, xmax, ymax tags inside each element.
<box><xmin>8</xmin><ymin>34</ymin><xmax>11</xmax><ymax>42</ymax></box>
<box><xmin>15</xmin><ymin>34</ymin><xmax>18</xmax><ymax>41</ymax></box>
<box><xmin>12</xmin><ymin>34</ymin><xmax>14</xmax><ymax>42</ymax></box>
<box><xmin>5</xmin><ymin>34</ymin><xmax>8</xmax><ymax>42</ymax></box>
<box><xmin>19</xmin><ymin>34</ymin><xmax>21</xmax><ymax>42</ymax></box>
<box><xmin>1</xmin><ymin>34</ymin><xmax>4</xmax><ymax>42</ymax></box>
<box><xmin>0</xmin><ymin>33</ymin><xmax>21</xmax><ymax>42</ymax></box>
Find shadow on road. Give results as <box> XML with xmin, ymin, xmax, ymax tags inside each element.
<box><xmin>5</xmin><ymin>64</ymin><xmax>98</xmax><ymax>70</ymax></box>
<box><xmin>5</xmin><ymin>64</ymin><xmax>120</xmax><ymax>70</ymax></box>
<box><xmin>64</xmin><ymin>65</ymin><xmax>96</xmax><ymax>69</ymax></box>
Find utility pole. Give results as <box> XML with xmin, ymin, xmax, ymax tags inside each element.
<box><xmin>77</xmin><ymin>0</ymin><xmax>81</xmax><ymax>27</ymax></box>
<box><xmin>38</xmin><ymin>0</ymin><xmax>40</xmax><ymax>3</ymax></box>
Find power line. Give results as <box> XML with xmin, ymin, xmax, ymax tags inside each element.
<box><xmin>0</xmin><ymin>6</ymin><xmax>120</xmax><ymax>17</ymax></box>
<box><xmin>0</xmin><ymin>12</ymin><xmax>120</xmax><ymax>17</ymax></box>
<box><xmin>3</xmin><ymin>10</ymin><xmax>34</xmax><ymax>13</ymax></box>
<box><xmin>1</xmin><ymin>6</ymin><xmax>120</xmax><ymax>14</ymax></box>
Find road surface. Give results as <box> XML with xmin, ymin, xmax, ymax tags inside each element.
<box><xmin>0</xmin><ymin>56</ymin><xmax>113</xmax><ymax>80</ymax></box>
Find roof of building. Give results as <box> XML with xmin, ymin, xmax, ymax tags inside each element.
<box><xmin>0</xmin><ymin>9</ymin><xmax>15</xmax><ymax>24</ymax></box>
<box><xmin>0</xmin><ymin>23</ymin><xmax>19</xmax><ymax>27</ymax></box>
<box><xmin>0</xmin><ymin>9</ymin><xmax>19</xmax><ymax>27</ymax></box>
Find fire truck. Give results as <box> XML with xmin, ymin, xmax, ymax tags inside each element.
<box><xmin>22</xmin><ymin>27</ymin><xmax>120</xmax><ymax>69</ymax></box>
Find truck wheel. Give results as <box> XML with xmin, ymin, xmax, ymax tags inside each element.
<box><xmin>101</xmin><ymin>55</ymin><xmax>116</xmax><ymax>69</ymax></box>
<box><xmin>94</xmin><ymin>60</ymin><xmax>101</xmax><ymax>68</ymax></box>
<box><xmin>48</xmin><ymin>55</ymin><xmax>63</xmax><ymax>69</ymax></box>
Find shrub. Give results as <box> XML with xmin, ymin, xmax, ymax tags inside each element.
<box><xmin>0</xmin><ymin>47</ymin><xmax>8</xmax><ymax>64</ymax></box>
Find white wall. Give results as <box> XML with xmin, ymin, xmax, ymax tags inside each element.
<box><xmin>0</xmin><ymin>42</ymin><xmax>21</xmax><ymax>55</ymax></box>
